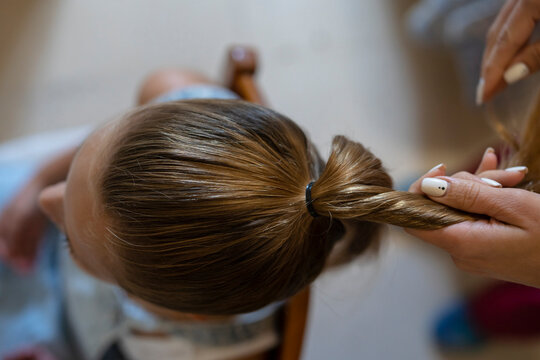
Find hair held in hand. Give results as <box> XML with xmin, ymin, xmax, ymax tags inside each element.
<box><xmin>495</xmin><ymin>93</ymin><xmax>540</xmax><ymax>193</ymax></box>
<box><xmin>100</xmin><ymin>100</ymin><xmax>473</xmax><ymax>315</ymax></box>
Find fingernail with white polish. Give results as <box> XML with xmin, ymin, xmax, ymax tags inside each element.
<box><xmin>429</xmin><ymin>163</ymin><xmax>444</xmax><ymax>172</ymax></box>
<box><xmin>476</xmin><ymin>78</ymin><xmax>485</xmax><ymax>105</ymax></box>
<box><xmin>505</xmin><ymin>166</ymin><xmax>528</xmax><ymax>174</ymax></box>
<box><xmin>504</xmin><ymin>62</ymin><xmax>529</xmax><ymax>84</ymax></box>
<box><xmin>421</xmin><ymin>177</ymin><xmax>448</xmax><ymax>197</ymax></box>
<box><xmin>480</xmin><ymin>177</ymin><xmax>502</xmax><ymax>187</ymax></box>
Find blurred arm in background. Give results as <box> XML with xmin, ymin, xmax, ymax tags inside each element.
<box><xmin>0</xmin><ymin>146</ymin><xmax>77</xmax><ymax>271</ymax></box>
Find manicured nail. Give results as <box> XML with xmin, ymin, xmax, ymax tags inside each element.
<box><xmin>428</xmin><ymin>163</ymin><xmax>444</xmax><ymax>172</ymax></box>
<box><xmin>480</xmin><ymin>177</ymin><xmax>502</xmax><ymax>187</ymax></box>
<box><xmin>421</xmin><ymin>177</ymin><xmax>448</xmax><ymax>197</ymax></box>
<box><xmin>503</xmin><ymin>62</ymin><xmax>529</xmax><ymax>84</ymax></box>
<box><xmin>505</xmin><ymin>166</ymin><xmax>528</xmax><ymax>174</ymax></box>
<box><xmin>480</xmin><ymin>147</ymin><xmax>495</xmax><ymax>162</ymax></box>
<box><xmin>475</xmin><ymin>78</ymin><xmax>485</xmax><ymax>105</ymax></box>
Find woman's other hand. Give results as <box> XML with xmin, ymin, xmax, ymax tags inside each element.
<box><xmin>477</xmin><ymin>0</ymin><xmax>540</xmax><ymax>104</ymax></box>
<box><xmin>406</xmin><ymin>149</ymin><xmax>540</xmax><ymax>288</ymax></box>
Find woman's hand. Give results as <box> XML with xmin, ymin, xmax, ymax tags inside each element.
<box><xmin>477</xmin><ymin>0</ymin><xmax>540</xmax><ymax>104</ymax></box>
<box><xmin>406</xmin><ymin>149</ymin><xmax>540</xmax><ymax>288</ymax></box>
<box><xmin>0</xmin><ymin>176</ymin><xmax>49</xmax><ymax>272</ymax></box>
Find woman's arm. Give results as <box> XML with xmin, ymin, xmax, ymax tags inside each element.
<box><xmin>0</xmin><ymin>146</ymin><xmax>78</xmax><ymax>271</ymax></box>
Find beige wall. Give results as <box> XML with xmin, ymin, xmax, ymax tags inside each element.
<box><xmin>0</xmin><ymin>0</ymin><xmax>493</xmax><ymax>180</ymax></box>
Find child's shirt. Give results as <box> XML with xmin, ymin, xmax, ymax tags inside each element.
<box><xmin>61</xmin><ymin>237</ymin><xmax>279</xmax><ymax>359</ymax></box>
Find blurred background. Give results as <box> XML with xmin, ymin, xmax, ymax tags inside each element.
<box><xmin>1</xmin><ymin>0</ymin><xmax>540</xmax><ymax>359</ymax></box>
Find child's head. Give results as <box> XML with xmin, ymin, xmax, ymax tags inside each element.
<box><xmin>40</xmin><ymin>99</ymin><xmax>470</xmax><ymax>315</ymax></box>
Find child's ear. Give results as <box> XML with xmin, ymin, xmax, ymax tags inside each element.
<box><xmin>38</xmin><ymin>181</ymin><xmax>67</xmax><ymax>232</ymax></box>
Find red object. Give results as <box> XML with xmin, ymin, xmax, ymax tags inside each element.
<box><xmin>3</xmin><ymin>346</ymin><xmax>57</xmax><ymax>360</ymax></box>
<box><xmin>469</xmin><ymin>282</ymin><xmax>540</xmax><ymax>338</ymax></box>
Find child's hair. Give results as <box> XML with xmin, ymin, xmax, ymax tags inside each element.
<box><xmin>492</xmin><ymin>92</ymin><xmax>540</xmax><ymax>193</ymax></box>
<box><xmin>100</xmin><ymin>99</ymin><xmax>472</xmax><ymax>315</ymax></box>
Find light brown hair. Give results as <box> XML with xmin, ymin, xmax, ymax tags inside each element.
<box><xmin>101</xmin><ymin>99</ymin><xmax>473</xmax><ymax>315</ymax></box>
<box><xmin>493</xmin><ymin>93</ymin><xmax>540</xmax><ymax>193</ymax></box>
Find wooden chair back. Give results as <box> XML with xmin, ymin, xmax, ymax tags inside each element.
<box><xmin>223</xmin><ymin>45</ymin><xmax>311</xmax><ymax>360</ymax></box>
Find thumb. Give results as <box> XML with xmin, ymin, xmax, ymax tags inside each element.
<box><xmin>503</xmin><ymin>42</ymin><xmax>540</xmax><ymax>85</ymax></box>
<box><xmin>420</xmin><ymin>176</ymin><xmax>531</xmax><ymax>227</ymax></box>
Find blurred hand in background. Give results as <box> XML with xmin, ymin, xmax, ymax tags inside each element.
<box><xmin>477</xmin><ymin>0</ymin><xmax>540</xmax><ymax>104</ymax></box>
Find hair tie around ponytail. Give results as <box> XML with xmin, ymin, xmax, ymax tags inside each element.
<box><xmin>305</xmin><ymin>181</ymin><xmax>319</xmax><ymax>218</ymax></box>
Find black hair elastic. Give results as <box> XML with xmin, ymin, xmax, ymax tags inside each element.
<box><xmin>305</xmin><ymin>181</ymin><xmax>319</xmax><ymax>218</ymax></box>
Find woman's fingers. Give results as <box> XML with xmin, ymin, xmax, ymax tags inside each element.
<box><xmin>483</xmin><ymin>0</ymin><xmax>517</xmax><ymax>63</ymax></box>
<box><xmin>475</xmin><ymin>147</ymin><xmax>498</xmax><ymax>174</ymax></box>
<box><xmin>451</xmin><ymin>163</ymin><xmax>527</xmax><ymax>188</ymax></box>
<box><xmin>486</xmin><ymin>0</ymin><xmax>517</xmax><ymax>39</ymax></box>
<box><xmin>405</xmin><ymin>218</ymin><xmax>521</xmax><ymax>254</ymax></box>
<box><xmin>479</xmin><ymin>0</ymin><xmax>540</xmax><ymax>103</ymax></box>
<box><xmin>408</xmin><ymin>163</ymin><xmax>446</xmax><ymax>193</ymax></box>
<box><xmin>408</xmin><ymin>153</ymin><xmax>507</xmax><ymax>194</ymax></box>
<box><xmin>420</xmin><ymin>176</ymin><xmax>536</xmax><ymax>227</ymax></box>
<box><xmin>411</xmin><ymin>146</ymin><xmax>498</xmax><ymax>194</ymax></box>
<box><xmin>476</xmin><ymin>167</ymin><xmax>528</xmax><ymax>187</ymax></box>
<box><xmin>503</xmin><ymin>42</ymin><xmax>540</xmax><ymax>84</ymax></box>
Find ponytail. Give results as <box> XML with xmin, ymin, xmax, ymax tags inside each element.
<box><xmin>310</xmin><ymin>136</ymin><xmax>474</xmax><ymax>229</ymax></box>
